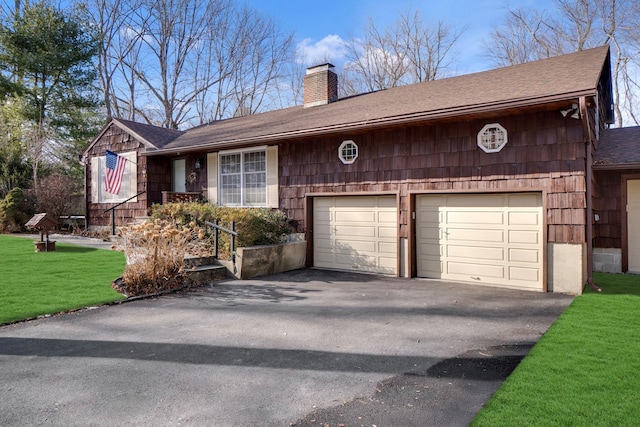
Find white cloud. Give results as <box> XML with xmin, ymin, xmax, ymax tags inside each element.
<box><xmin>295</xmin><ymin>34</ymin><xmax>348</xmax><ymax>66</ymax></box>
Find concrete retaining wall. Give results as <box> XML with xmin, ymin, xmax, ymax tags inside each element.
<box><xmin>234</xmin><ymin>241</ymin><xmax>307</xmax><ymax>279</ymax></box>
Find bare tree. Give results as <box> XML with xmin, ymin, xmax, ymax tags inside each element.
<box><xmin>228</xmin><ymin>7</ymin><xmax>293</xmax><ymax>117</ymax></box>
<box><xmin>397</xmin><ymin>10</ymin><xmax>464</xmax><ymax>83</ymax></box>
<box><xmin>341</xmin><ymin>9</ymin><xmax>463</xmax><ymax>96</ymax></box>
<box><xmin>86</xmin><ymin>0</ymin><xmax>294</xmax><ymax>128</ymax></box>
<box><xmin>487</xmin><ymin>0</ymin><xmax>640</xmax><ymax>127</ymax></box>
<box><xmin>485</xmin><ymin>8</ymin><xmax>559</xmax><ymax>66</ymax></box>
<box><xmin>342</xmin><ymin>18</ymin><xmax>411</xmax><ymax>95</ymax></box>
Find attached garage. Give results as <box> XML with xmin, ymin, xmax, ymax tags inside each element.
<box><xmin>313</xmin><ymin>196</ymin><xmax>398</xmax><ymax>275</ymax></box>
<box><xmin>416</xmin><ymin>193</ymin><xmax>544</xmax><ymax>291</ymax></box>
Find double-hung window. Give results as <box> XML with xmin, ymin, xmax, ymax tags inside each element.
<box><xmin>208</xmin><ymin>146</ymin><xmax>278</xmax><ymax>208</ymax></box>
<box><xmin>219</xmin><ymin>149</ymin><xmax>267</xmax><ymax>206</ymax></box>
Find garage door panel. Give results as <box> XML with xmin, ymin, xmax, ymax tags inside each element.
<box><xmin>447</xmin><ymin>228</ymin><xmax>504</xmax><ymax>243</ymax></box>
<box><xmin>379</xmin><ymin>256</ymin><xmax>398</xmax><ymax>269</ymax></box>
<box><xmin>419</xmin><ymin>259</ymin><xmax>443</xmax><ymax>276</ymax></box>
<box><xmin>379</xmin><ymin>241</ymin><xmax>397</xmax><ymax>254</ymax></box>
<box><xmin>314</xmin><ymin>196</ymin><xmax>397</xmax><ymax>275</ymax></box>
<box><xmin>417</xmin><ymin>193</ymin><xmax>543</xmax><ymax>291</ymax></box>
<box><xmin>378</xmin><ymin>197</ymin><xmax>397</xmax><ymax>207</ymax></box>
<box><xmin>417</xmin><ymin>196</ymin><xmax>445</xmax><ymax>208</ymax></box>
<box><xmin>419</xmin><ymin>243</ymin><xmax>441</xmax><ymax>257</ymax></box>
<box><xmin>509</xmin><ymin>248</ymin><xmax>539</xmax><ymax>263</ymax></box>
<box><xmin>335</xmin><ymin>225</ymin><xmax>376</xmax><ymax>238</ymax></box>
<box><xmin>447</xmin><ymin>245</ymin><xmax>504</xmax><ymax>261</ymax></box>
<box><xmin>447</xmin><ymin>211</ymin><xmax>504</xmax><ymax>225</ymax></box>
<box><xmin>508</xmin><ymin>230</ymin><xmax>539</xmax><ymax>244</ymax></box>
<box><xmin>315</xmin><ymin>237</ymin><xmax>333</xmax><ymax>249</ymax></box>
<box><xmin>509</xmin><ymin>266</ymin><xmax>539</xmax><ymax>282</ymax></box>
<box><xmin>335</xmin><ymin>210</ymin><xmax>376</xmax><ymax>222</ymax></box>
<box><xmin>335</xmin><ymin>197</ymin><xmax>377</xmax><ymax>208</ymax></box>
<box><xmin>378</xmin><ymin>211</ymin><xmax>397</xmax><ymax>223</ymax></box>
<box><xmin>447</xmin><ymin>261</ymin><xmax>505</xmax><ymax>279</ymax></box>
<box><xmin>447</xmin><ymin>194</ymin><xmax>503</xmax><ymax>208</ymax></box>
<box><xmin>509</xmin><ymin>212</ymin><xmax>540</xmax><ymax>226</ymax></box>
<box><xmin>509</xmin><ymin>193</ymin><xmax>541</xmax><ymax>207</ymax></box>
<box><xmin>378</xmin><ymin>226</ymin><xmax>397</xmax><ymax>239</ymax></box>
<box><xmin>335</xmin><ymin>239</ymin><xmax>376</xmax><ymax>253</ymax></box>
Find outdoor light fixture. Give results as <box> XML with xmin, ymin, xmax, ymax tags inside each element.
<box><xmin>561</xmin><ymin>103</ymin><xmax>580</xmax><ymax>119</ymax></box>
<box><xmin>194</xmin><ymin>159</ymin><xmax>202</xmax><ymax>169</ymax></box>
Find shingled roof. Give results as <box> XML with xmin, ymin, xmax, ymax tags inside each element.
<box><xmin>113</xmin><ymin>118</ymin><xmax>184</xmax><ymax>149</ymax></box>
<box><xmin>142</xmin><ymin>45</ymin><xmax>610</xmax><ymax>155</ymax></box>
<box><xmin>594</xmin><ymin>126</ymin><xmax>640</xmax><ymax>169</ymax></box>
<box><xmin>82</xmin><ymin>117</ymin><xmax>185</xmax><ymax>156</ymax></box>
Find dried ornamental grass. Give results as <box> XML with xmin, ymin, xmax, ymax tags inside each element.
<box><xmin>115</xmin><ymin>219</ymin><xmax>214</xmax><ymax>296</ymax></box>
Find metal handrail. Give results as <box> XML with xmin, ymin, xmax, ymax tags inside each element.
<box><xmin>103</xmin><ymin>190</ymin><xmax>146</xmax><ymax>235</ymax></box>
<box><xmin>204</xmin><ymin>221</ymin><xmax>238</xmax><ymax>267</ymax></box>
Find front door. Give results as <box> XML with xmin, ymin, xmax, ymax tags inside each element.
<box><xmin>172</xmin><ymin>158</ymin><xmax>186</xmax><ymax>192</ymax></box>
<box><xmin>628</xmin><ymin>180</ymin><xmax>640</xmax><ymax>273</ymax></box>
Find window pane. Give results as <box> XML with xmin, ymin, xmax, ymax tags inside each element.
<box><xmin>220</xmin><ymin>153</ymin><xmax>242</xmax><ymax>205</ymax></box>
<box><xmin>243</xmin><ymin>151</ymin><xmax>266</xmax><ymax>205</ymax></box>
<box><xmin>221</xmin><ymin>174</ymin><xmax>241</xmax><ymax>205</ymax></box>
<box><xmin>220</xmin><ymin>153</ymin><xmax>241</xmax><ymax>173</ymax></box>
<box><xmin>244</xmin><ymin>151</ymin><xmax>266</xmax><ymax>172</ymax></box>
<box><xmin>244</xmin><ymin>172</ymin><xmax>266</xmax><ymax>205</ymax></box>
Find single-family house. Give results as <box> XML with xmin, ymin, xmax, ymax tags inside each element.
<box><xmin>83</xmin><ymin>45</ymin><xmax>635</xmax><ymax>294</ymax></box>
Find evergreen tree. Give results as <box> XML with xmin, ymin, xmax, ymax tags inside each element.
<box><xmin>0</xmin><ymin>1</ymin><xmax>100</xmax><ymax>190</ymax></box>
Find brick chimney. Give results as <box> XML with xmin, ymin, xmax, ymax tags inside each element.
<box><xmin>303</xmin><ymin>63</ymin><xmax>338</xmax><ymax>108</ymax></box>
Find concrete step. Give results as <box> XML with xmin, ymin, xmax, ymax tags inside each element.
<box><xmin>186</xmin><ymin>264</ymin><xmax>229</xmax><ymax>283</ymax></box>
<box><xmin>184</xmin><ymin>255</ymin><xmax>219</xmax><ymax>268</ymax></box>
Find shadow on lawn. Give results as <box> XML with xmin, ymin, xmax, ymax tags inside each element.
<box><xmin>55</xmin><ymin>245</ymin><xmax>99</xmax><ymax>254</ymax></box>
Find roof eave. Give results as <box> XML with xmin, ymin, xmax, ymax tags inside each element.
<box><xmin>144</xmin><ymin>90</ymin><xmax>597</xmax><ymax>156</ymax></box>
<box><xmin>593</xmin><ymin>163</ymin><xmax>640</xmax><ymax>171</ymax></box>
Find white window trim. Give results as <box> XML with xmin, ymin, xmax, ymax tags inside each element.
<box><xmin>339</xmin><ymin>140</ymin><xmax>358</xmax><ymax>164</ymax></box>
<box><xmin>218</xmin><ymin>146</ymin><xmax>268</xmax><ymax>207</ymax></box>
<box><xmin>477</xmin><ymin>123</ymin><xmax>508</xmax><ymax>153</ymax></box>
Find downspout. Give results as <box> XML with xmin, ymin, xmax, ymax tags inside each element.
<box><xmin>79</xmin><ymin>154</ymin><xmax>88</xmax><ymax>232</ymax></box>
<box><xmin>579</xmin><ymin>96</ymin><xmax>601</xmax><ymax>292</ymax></box>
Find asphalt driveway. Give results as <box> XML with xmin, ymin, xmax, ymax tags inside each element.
<box><xmin>0</xmin><ymin>269</ymin><xmax>573</xmax><ymax>426</ymax></box>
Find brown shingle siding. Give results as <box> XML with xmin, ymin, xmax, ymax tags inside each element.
<box><xmin>281</xmin><ymin>110</ymin><xmax>587</xmax><ymax>243</ymax></box>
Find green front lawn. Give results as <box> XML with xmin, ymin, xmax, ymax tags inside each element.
<box><xmin>472</xmin><ymin>272</ymin><xmax>640</xmax><ymax>426</ymax></box>
<box><xmin>0</xmin><ymin>234</ymin><xmax>126</xmax><ymax>325</ymax></box>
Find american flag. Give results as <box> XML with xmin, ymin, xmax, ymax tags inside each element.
<box><xmin>104</xmin><ymin>150</ymin><xmax>127</xmax><ymax>195</ymax></box>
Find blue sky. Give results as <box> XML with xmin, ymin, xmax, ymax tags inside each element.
<box><xmin>244</xmin><ymin>0</ymin><xmax>554</xmax><ymax>74</ymax></box>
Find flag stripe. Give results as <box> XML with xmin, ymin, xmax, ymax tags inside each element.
<box><xmin>104</xmin><ymin>151</ymin><xmax>127</xmax><ymax>195</ymax></box>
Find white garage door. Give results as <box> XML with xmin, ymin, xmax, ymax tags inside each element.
<box><xmin>314</xmin><ymin>196</ymin><xmax>397</xmax><ymax>275</ymax></box>
<box><xmin>417</xmin><ymin>193</ymin><xmax>543</xmax><ymax>291</ymax></box>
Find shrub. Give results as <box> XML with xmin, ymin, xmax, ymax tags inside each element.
<box><xmin>116</xmin><ymin>219</ymin><xmax>213</xmax><ymax>297</ymax></box>
<box><xmin>28</xmin><ymin>174</ymin><xmax>83</xmax><ymax>220</ymax></box>
<box><xmin>0</xmin><ymin>187</ymin><xmax>31</xmax><ymax>232</ymax></box>
<box><xmin>150</xmin><ymin>202</ymin><xmax>291</xmax><ymax>254</ymax></box>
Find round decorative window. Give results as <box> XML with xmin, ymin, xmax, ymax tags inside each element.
<box><xmin>477</xmin><ymin>123</ymin><xmax>508</xmax><ymax>153</ymax></box>
<box><xmin>338</xmin><ymin>140</ymin><xmax>358</xmax><ymax>164</ymax></box>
